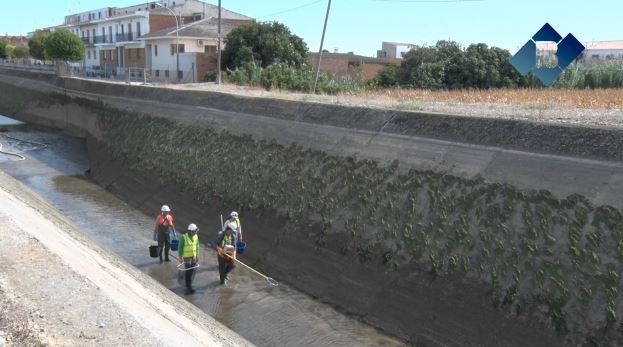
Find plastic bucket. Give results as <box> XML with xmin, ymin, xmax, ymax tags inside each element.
<box><xmin>236</xmin><ymin>241</ymin><xmax>246</xmax><ymax>255</ymax></box>
<box><xmin>149</xmin><ymin>245</ymin><xmax>159</xmax><ymax>258</ymax></box>
<box><xmin>170</xmin><ymin>239</ymin><xmax>179</xmax><ymax>251</ymax></box>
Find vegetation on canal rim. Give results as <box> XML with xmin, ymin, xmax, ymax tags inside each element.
<box><xmin>91</xmin><ymin>106</ymin><xmax>623</xmax><ymax>346</ymax></box>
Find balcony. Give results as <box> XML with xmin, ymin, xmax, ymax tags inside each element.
<box><xmin>94</xmin><ymin>35</ymin><xmax>110</xmax><ymax>44</ymax></box>
<box><xmin>81</xmin><ymin>37</ymin><xmax>94</xmax><ymax>46</ymax></box>
<box><xmin>115</xmin><ymin>33</ymin><xmax>134</xmax><ymax>42</ymax></box>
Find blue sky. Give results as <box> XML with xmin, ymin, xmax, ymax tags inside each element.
<box><xmin>1</xmin><ymin>0</ymin><xmax>621</xmax><ymax>57</ymax></box>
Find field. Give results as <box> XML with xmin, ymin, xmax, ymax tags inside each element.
<box><xmin>347</xmin><ymin>88</ymin><xmax>623</xmax><ymax>109</ymax></box>
<box><xmin>176</xmin><ymin>83</ymin><xmax>623</xmax><ymax>128</ymax></box>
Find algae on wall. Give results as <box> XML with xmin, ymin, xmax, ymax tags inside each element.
<box><xmin>92</xmin><ymin>105</ymin><xmax>623</xmax><ymax>346</ymax></box>
<box><xmin>0</xmin><ymin>81</ymin><xmax>65</xmax><ymax>116</ymax></box>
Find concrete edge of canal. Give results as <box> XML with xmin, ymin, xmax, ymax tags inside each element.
<box><xmin>0</xmin><ymin>169</ymin><xmax>253</xmax><ymax>347</ymax></box>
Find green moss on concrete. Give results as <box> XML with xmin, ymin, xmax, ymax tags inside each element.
<box><xmin>89</xmin><ymin>102</ymin><xmax>623</xmax><ymax>346</ymax></box>
<box><xmin>0</xmin><ymin>82</ymin><xmax>67</xmax><ymax>116</ymax></box>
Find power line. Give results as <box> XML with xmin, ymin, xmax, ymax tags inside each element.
<box><xmin>257</xmin><ymin>0</ymin><xmax>323</xmax><ymax>19</ymax></box>
<box><xmin>373</xmin><ymin>0</ymin><xmax>483</xmax><ymax>3</ymax></box>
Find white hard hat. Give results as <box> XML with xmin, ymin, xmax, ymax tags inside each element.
<box><xmin>187</xmin><ymin>223</ymin><xmax>198</xmax><ymax>231</ymax></box>
<box><xmin>161</xmin><ymin>205</ymin><xmax>171</xmax><ymax>212</ymax></box>
<box><xmin>230</xmin><ymin>211</ymin><xmax>238</xmax><ymax>218</ymax></box>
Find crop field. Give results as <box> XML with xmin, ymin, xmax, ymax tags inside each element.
<box><xmin>345</xmin><ymin>88</ymin><xmax>623</xmax><ymax>109</ymax></box>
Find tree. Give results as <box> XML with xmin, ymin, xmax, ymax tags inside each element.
<box><xmin>13</xmin><ymin>46</ymin><xmax>29</xmax><ymax>59</ymax></box>
<box><xmin>374</xmin><ymin>64</ymin><xmax>400</xmax><ymax>87</ymax></box>
<box><xmin>28</xmin><ymin>31</ymin><xmax>48</xmax><ymax>60</ymax></box>
<box><xmin>373</xmin><ymin>40</ymin><xmax>525</xmax><ymax>89</ymax></box>
<box><xmin>0</xmin><ymin>39</ymin><xmax>8</xmax><ymax>59</ymax></box>
<box><xmin>222</xmin><ymin>21</ymin><xmax>308</xmax><ymax>69</ymax></box>
<box><xmin>5</xmin><ymin>45</ymin><xmax>16</xmax><ymax>59</ymax></box>
<box><xmin>44</xmin><ymin>29</ymin><xmax>85</xmax><ymax>61</ymax></box>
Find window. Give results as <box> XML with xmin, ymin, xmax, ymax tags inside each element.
<box><xmin>165</xmin><ymin>70</ymin><xmax>169</xmax><ymax>78</ymax></box>
<box><xmin>170</xmin><ymin>44</ymin><xmax>185</xmax><ymax>54</ymax></box>
<box><xmin>172</xmin><ymin>1</ymin><xmax>176</xmax><ymax>5</ymax></box>
<box><xmin>155</xmin><ymin>70</ymin><xmax>160</xmax><ymax>77</ymax></box>
<box><xmin>99</xmin><ymin>12</ymin><xmax>102</xmax><ymax>19</ymax></box>
<box><xmin>177</xmin><ymin>70</ymin><xmax>183</xmax><ymax>79</ymax></box>
<box><xmin>88</xmin><ymin>51</ymin><xmax>91</xmax><ymax>59</ymax></box>
<box><xmin>109</xmin><ymin>26</ymin><xmax>113</xmax><ymax>42</ymax></box>
<box><xmin>121</xmin><ymin>24</ymin><xmax>124</xmax><ymax>34</ymax></box>
<box><xmin>92</xmin><ymin>29</ymin><xmax>95</xmax><ymax>39</ymax></box>
<box><xmin>204</xmin><ymin>46</ymin><xmax>216</xmax><ymax>55</ymax></box>
<box><xmin>136</xmin><ymin>23</ymin><xmax>141</xmax><ymax>37</ymax></box>
<box><xmin>155</xmin><ymin>45</ymin><xmax>158</xmax><ymax>56</ymax></box>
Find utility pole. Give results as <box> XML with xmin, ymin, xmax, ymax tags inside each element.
<box><xmin>312</xmin><ymin>0</ymin><xmax>331</xmax><ymax>94</ymax></box>
<box><xmin>217</xmin><ymin>0</ymin><xmax>222</xmax><ymax>84</ymax></box>
<box><xmin>156</xmin><ymin>3</ymin><xmax>180</xmax><ymax>81</ymax></box>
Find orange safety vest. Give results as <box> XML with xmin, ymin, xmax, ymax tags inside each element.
<box><xmin>157</xmin><ymin>214</ymin><xmax>174</xmax><ymax>229</ymax></box>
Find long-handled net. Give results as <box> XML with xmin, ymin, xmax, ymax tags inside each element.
<box><xmin>227</xmin><ymin>254</ymin><xmax>278</xmax><ymax>286</ymax></box>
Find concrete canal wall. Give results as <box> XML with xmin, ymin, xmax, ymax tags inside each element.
<box><xmin>2</xmin><ymin>67</ymin><xmax>623</xmax><ymax>346</ymax></box>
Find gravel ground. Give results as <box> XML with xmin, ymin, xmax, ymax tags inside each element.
<box><xmin>0</xmin><ymin>219</ymin><xmax>157</xmax><ymax>347</ymax></box>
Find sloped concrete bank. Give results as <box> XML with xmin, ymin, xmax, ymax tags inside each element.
<box><xmin>2</xmin><ymin>68</ymin><xmax>623</xmax><ymax>346</ymax></box>
<box><xmin>0</xmin><ymin>168</ymin><xmax>252</xmax><ymax>347</ymax></box>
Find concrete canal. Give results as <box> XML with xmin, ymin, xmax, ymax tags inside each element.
<box><xmin>0</xmin><ymin>118</ymin><xmax>404</xmax><ymax>347</ymax></box>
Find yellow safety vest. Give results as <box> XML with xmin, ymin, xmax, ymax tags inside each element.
<box><xmin>221</xmin><ymin>234</ymin><xmax>233</xmax><ymax>248</ymax></box>
<box><xmin>182</xmin><ymin>234</ymin><xmax>198</xmax><ymax>258</ymax></box>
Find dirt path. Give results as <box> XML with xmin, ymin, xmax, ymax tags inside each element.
<box><xmin>0</xmin><ymin>170</ymin><xmax>252</xmax><ymax>347</ymax></box>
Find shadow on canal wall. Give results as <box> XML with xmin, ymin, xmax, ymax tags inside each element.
<box><xmin>3</xmin><ymin>67</ymin><xmax>623</xmax><ymax>346</ymax></box>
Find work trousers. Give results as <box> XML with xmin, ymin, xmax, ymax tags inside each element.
<box><xmin>184</xmin><ymin>258</ymin><xmax>197</xmax><ymax>289</ymax></box>
<box><xmin>218</xmin><ymin>256</ymin><xmax>235</xmax><ymax>284</ymax></box>
<box><xmin>157</xmin><ymin>229</ymin><xmax>171</xmax><ymax>260</ymax></box>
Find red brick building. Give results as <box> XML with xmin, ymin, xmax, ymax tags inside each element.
<box><xmin>309</xmin><ymin>52</ymin><xmax>398</xmax><ymax>81</ymax></box>
<box><xmin>1</xmin><ymin>35</ymin><xmax>28</xmax><ymax>46</ymax></box>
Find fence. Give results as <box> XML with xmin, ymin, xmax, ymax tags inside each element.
<box><xmin>0</xmin><ymin>60</ymin><xmax>204</xmax><ymax>85</ymax></box>
<box><xmin>0</xmin><ymin>60</ymin><xmax>56</xmax><ymax>74</ymax></box>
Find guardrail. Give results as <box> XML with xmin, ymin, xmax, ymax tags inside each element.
<box><xmin>0</xmin><ymin>62</ymin><xmax>56</xmax><ymax>74</ymax></box>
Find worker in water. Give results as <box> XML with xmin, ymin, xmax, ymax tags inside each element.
<box><xmin>215</xmin><ymin>224</ymin><xmax>237</xmax><ymax>285</ymax></box>
<box><xmin>154</xmin><ymin>204</ymin><xmax>174</xmax><ymax>263</ymax></box>
<box><xmin>178</xmin><ymin>223</ymin><xmax>200</xmax><ymax>295</ymax></box>
<box><xmin>224</xmin><ymin>211</ymin><xmax>243</xmax><ymax>241</ymax></box>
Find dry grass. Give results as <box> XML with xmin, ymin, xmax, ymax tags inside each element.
<box><xmin>343</xmin><ymin>88</ymin><xmax>623</xmax><ymax>109</ymax></box>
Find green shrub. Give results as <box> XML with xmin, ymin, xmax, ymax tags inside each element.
<box><xmin>224</xmin><ymin>63</ymin><xmax>366</xmax><ymax>94</ymax></box>
<box><xmin>555</xmin><ymin>62</ymin><xmax>623</xmax><ymax>88</ymax></box>
<box><xmin>203</xmin><ymin>71</ymin><xmax>217</xmax><ymax>82</ymax></box>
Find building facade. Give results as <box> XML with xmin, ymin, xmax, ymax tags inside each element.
<box><xmin>309</xmin><ymin>52</ymin><xmax>398</xmax><ymax>80</ymax></box>
<box><xmin>377</xmin><ymin>41</ymin><xmax>415</xmax><ymax>59</ymax></box>
<box><xmin>38</xmin><ymin>0</ymin><xmax>252</xmax><ymax>80</ymax></box>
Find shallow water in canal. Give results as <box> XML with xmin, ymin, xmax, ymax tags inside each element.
<box><xmin>0</xmin><ymin>119</ymin><xmax>405</xmax><ymax>347</ymax></box>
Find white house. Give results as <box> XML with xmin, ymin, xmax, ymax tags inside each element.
<box><xmin>141</xmin><ymin>17</ymin><xmax>252</xmax><ymax>82</ymax></box>
<box><xmin>377</xmin><ymin>41</ymin><xmax>416</xmax><ymax>59</ymax></box>
<box><xmin>42</xmin><ymin>0</ymin><xmax>252</xmax><ymax>78</ymax></box>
